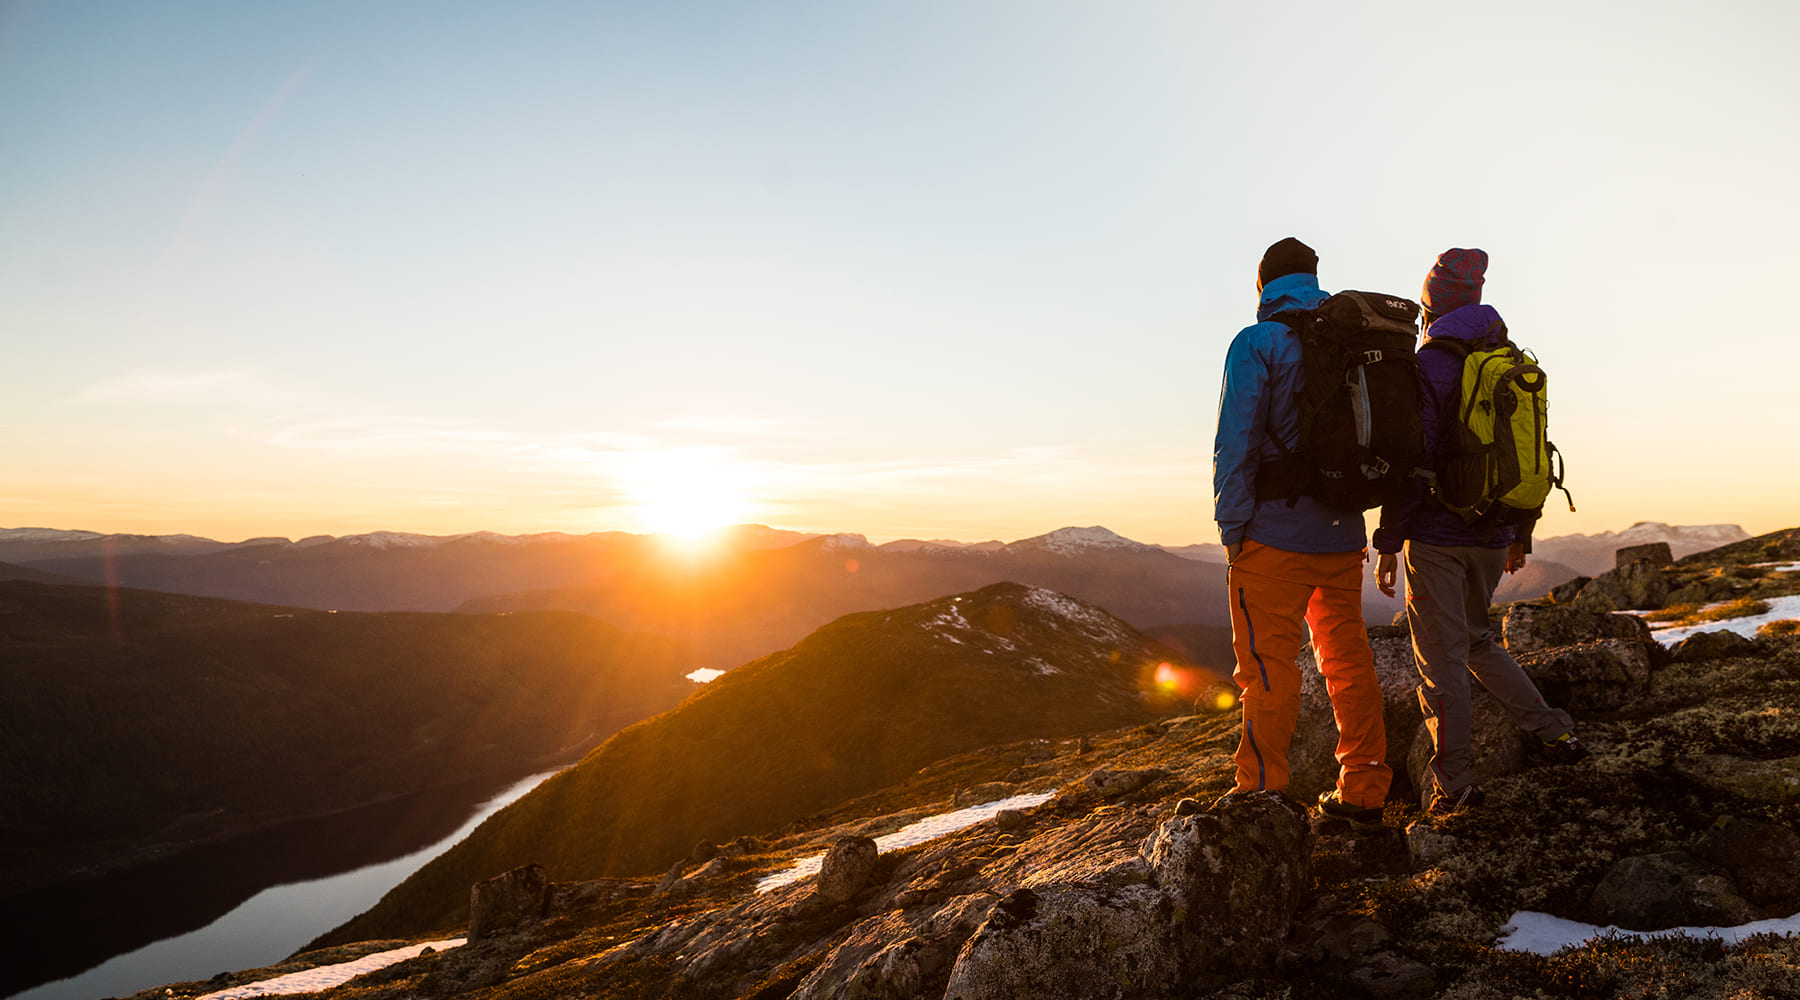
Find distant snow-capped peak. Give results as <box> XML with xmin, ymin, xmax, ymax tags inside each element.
<box><xmin>1553</xmin><ymin>522</ymin><xmax>1749</xmax><ymax>547</ymax></box>
<box><xmin>820</xmin><ymin>533</ymin><xmax>875</xmax><ymax>551</ymax></box>
<box><xmin>1009</xmin><ymin>526</ymin><xmax>1155</xmax><ymax>556</ymax></box>
<box><xmin>340</xmin><ymin>531</ymin><xmax>444</xmax><ymax>549</ymax></box>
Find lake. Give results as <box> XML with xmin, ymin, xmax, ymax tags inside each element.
<box><xmin>5</xmin><ymin>769</ymin><xmax>558</xmax><ymax>1000</ymax></box>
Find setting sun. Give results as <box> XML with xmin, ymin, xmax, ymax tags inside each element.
<box><xmin>624</xmin><ymin>448</ymin><xmax>751</xmax><ymax>540</ymax></box>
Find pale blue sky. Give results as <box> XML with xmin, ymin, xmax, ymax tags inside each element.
<box><xmin>2</xmin><ymin>1</ymin><xmax>1796</xmax><ymax>543</ymax></box>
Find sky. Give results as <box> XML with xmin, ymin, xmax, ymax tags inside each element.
<box><xmin>3</xmin><ymin>1</ymin><xmax>1797</xmax><ymax>546</ymax></box>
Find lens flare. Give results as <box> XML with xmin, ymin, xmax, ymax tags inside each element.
<box><xmin>1149</xmin><ymin>661</ymin><xmax>1211</xmax><ymax>702</ymax></box>
<box><xmin>1207</xmin><ymin>685</ymin><xmax>1239</xmax><ymax>712</ymax></box>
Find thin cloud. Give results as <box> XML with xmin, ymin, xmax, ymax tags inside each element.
<box><xmin>77</xmin><ymin>369</ymin><xmax>296</xmax><ymax>407</ymax></box>
<box><xmin>266</xmin><ymin>416</ymin><xmax>531</xmax><ymax>454</ymax></box>
<box><xmin>650</xmin><ymin>415</ymin><xmax>809</xmax><ymax>438</ymax></box>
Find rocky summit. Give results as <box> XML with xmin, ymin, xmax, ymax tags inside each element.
<box><xmin>126</xmin><ymin>530</ymin><xmax>1800</xmax><ymax>1000</ymax></box>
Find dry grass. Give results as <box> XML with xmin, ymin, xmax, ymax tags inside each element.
<box><xmin>1647</xmin><ymin>597</ymin><xmax>1771</xmax><ymax>628</ymax></box>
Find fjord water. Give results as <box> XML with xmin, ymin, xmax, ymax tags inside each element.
<box><xmin>7</xmin><ymin>770</ymin><xmax>557</xmax><ymax>1000</ymax></box>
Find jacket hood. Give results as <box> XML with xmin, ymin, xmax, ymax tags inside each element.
<box><xmin>1256</xmin><ymin>272</ymin><xmax>1326</xmax><ymax>323</ymax></box>
<box><xmin>1424</xmin><ymin>302</ymin><xmax>1507</xmax><ymax>347</ymax></box>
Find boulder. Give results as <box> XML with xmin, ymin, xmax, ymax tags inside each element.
<box><xmin>1502</xmin><ymin>603</ymin><xmax>1653</xmax><ymax>656</ymax></box>
<box><xmin>1084</xmin><ymin>768</ymin><xmax>1167</xmax><ymax>800</ymax></box>
<box><xmin>940</xmin><ymin>885</ymin><xmax>1184</xmax><ymax>999</ymax></box>
<box><xmin>1296</xmin><ymin>912</ymin><xmax>1389</xmax><ymax>967</ymax></box>
<box><xmin>994</xmin><ymin>809</ymin><xmax>1030</xmax><ymax>831</ymax></box>
<box><xmin>1666</xmin><ymin>572</ymin><xmax>1750</xmax><ymax>607</ymax></box>
<box><xmin>1692</xmin><ymin>816</ymin><xmax>1800</xmax><ymax>909</ymax></box>
<box><xmin>1403</xmin><ymin>821</ymin><xmax>1461</xmax><ymax>868</ymax></box>
<box><xmin>1349</xmin><ymin>951</ymin><xmax>1440</xmax><ymax>999</ymax></box>
<box><xmin>1583</xmin><ymin>852</ymin><xmax>1757</xmax><ymax>931</ymax></box>
<box><xmin>1615</xmin><ymin>542</ymin><xmax>1674</xmax><ymax>570</ymax></box>
<box><xmin>1291</xmin><ymin>627</ymin><xmax>1422</xmax><ymax>804</ymax></box>
<box><xmin>1404</xmin><ymin>690</ymin><xmax>1528</xmax><ymax>803</ymax></box>
<box><xmin>468</xmin><ymin>863</ymin><xmax>549</xmax><ymax>940</ymax></box>
<box><xmin>1143</xmin><ymin>790</ymin><xmax>1311</xmax><ymax>979</ymax></box>
<box><xmin>1573</xmin><ymin>561</ymin><xmax>1670</xmax><ymax>613</ymax></box>
<box><xmin>1674</xmin><ymin>754</ymin><xmax>1800</xmax><ymax>805</ymax></box>
<box><xmin>791</xmin><ymin>914</ymin><xmax>966</xmax><ymax>1000</ymax></box>
<box><xmin>1550</xmin><ymin>576</ymin><xmax>1592</xmax><ymax>604</ymax></box>
<box><xmin>817</xmin><ymin>836</ymin><xmax>881</xmax><ymax>904</ymax></box>
<box><xmin>1671</xmin><ymin>629</ymin><xmax>1758</xmax><ymax>663</ymax></box>
<box><xmin>940</xmin><ymin>791</ymin><xmax>1315</xmax><ymax>996</ymax></box>
<box><xmin>1515</xmin><ymin>639</ymin><xmax>1653</xmax><ymax>711</ymax></box>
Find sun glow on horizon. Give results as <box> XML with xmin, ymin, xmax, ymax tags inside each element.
<box><xmin>623</xmin><ymin>448</ymin><xmax>753</xmax><ymax>542</ymax></box>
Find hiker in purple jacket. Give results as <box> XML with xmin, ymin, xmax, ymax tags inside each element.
<box><xmin>1372</xmin><ymin>248</ymin><xmax>1588</xmax><ymax>818</ymax></box>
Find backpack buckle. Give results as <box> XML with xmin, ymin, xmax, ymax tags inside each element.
<box><xmin>1363</xmin><ymin>350</ymin><xmax>1384</xmax><ymax>363</ymax></box>
<box><xmin>1367</xmin><ymin>457</ymin><xmax>1391</xmax><ymax>476</ymax></box>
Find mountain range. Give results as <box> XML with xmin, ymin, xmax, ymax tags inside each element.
<box><xmin>0</xmin><ymin>521</ymin><xmax>1743</xmax><ymax>676</ymax></box>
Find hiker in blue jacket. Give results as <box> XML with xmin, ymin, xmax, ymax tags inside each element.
<box><xmin>1372</xmin><ymin>248</ymin><xmax>1588</xmax><ymax>818</ymax></box>
<box><xmin>1214</xmin><ymin>237</ymin><xmax>1392</xmax><ymax>827</ymax></box>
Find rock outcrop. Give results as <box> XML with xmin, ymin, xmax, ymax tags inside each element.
<box><xmin>1584</xmin><ymin>852</ymin><xmax>1758</xmax><ymax>930</ymax></box>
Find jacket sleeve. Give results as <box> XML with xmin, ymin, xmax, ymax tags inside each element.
<box><xmin>1213</xmin><ymin>327</ymin><xmax>1270</xmax><ymax>546</ymax></box>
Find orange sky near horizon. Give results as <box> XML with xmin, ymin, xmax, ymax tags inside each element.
<box><xmin>3</xmin><ymin>3</ymin><xmax>1797</xmax><ymax>550</ymax></box>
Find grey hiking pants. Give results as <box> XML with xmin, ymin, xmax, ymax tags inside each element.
<box><xmin>1404</xmin><ymin>541</ymin><xmax>1574</xmax><ymax>803</ymax></box>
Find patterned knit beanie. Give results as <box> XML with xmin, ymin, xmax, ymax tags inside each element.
<box><xmin>1422</xmin><ymin>248</ymin><xmax>1488</xmax><ymax>316</ymax></box>
<box><xmin>1257</xmin><ymin>237</ymin><xmax>1318</xmax><ymax>292</ymax></box>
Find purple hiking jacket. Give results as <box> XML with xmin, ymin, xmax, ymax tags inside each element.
<box><xmin>1372</xmin><ymin>303</ymin><xmax>1531</xmax><ymax>554</ymax></box>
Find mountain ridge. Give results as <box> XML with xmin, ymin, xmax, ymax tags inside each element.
<box><xmin>0</xmin><ymin>582</ymin><xmax>700</xmax><ymax>899</ymax></box>
<box><xmin>315</xmin><ymin>582</ymin><xmax>1188</xmax><ymax>945</ymax></box>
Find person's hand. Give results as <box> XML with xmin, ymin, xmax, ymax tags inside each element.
<box><xmin>1506</xmin><ymin>541</ymin><xmax>1527</xmax><ymax>574</ymax></box>
<box><xmin>1226</xmin><ymin>541</ymin><xmax>1243</xmax><ymax>564</ymax></box>
<box><xmin>1376</xmin><ymin>552</ymin><xmax>1398</xmax><ymax>598</ymax></box>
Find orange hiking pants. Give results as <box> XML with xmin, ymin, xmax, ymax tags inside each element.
<box><xmin>1228</xmin><ymin>540</ymin><xmax>1391</xmax><ymax>808</ymax></box>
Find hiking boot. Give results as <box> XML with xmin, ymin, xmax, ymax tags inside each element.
<box><xmin>1541</xmin><ymin>732</ymin><xmax>1592</xmax><ymax>765</ymax></box>
<box><xmin>1425</xmin><ymin>786</ymin><xmax>1483</xmax><ymax>818</ymax></box>
<box><xmin>1315</xmin><ymin>790</ymin><xmax>1384</xmax><ymax>830</ymax></box>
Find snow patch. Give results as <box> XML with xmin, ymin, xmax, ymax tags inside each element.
<box><xmin>197</xmin><ymin>939</ymin><xmax>465</xmax><ymax>999</ymax></box>
<box><xmin>1020</xmin><ymin>587</ymin><xmax>1129</xmax><ymax>643</ymax></box>
<box><xmin>687</xmin><ymin>668</ymin><xmax>725</xmax><ymax>683</ymax></box>
<box><xmin>924</xmin><ymin>601</ymin><xmax>973</xmax><ymax>644</ymax></box>
<box><xmin>1498</xmin><ymin>910</ymin><xmax>1800</xmax><ymax>956</ymax></box>
<box><xmin>756</xmin><ymin>792</ymin><xmax>1057</xmax><ymax>893</ymax></box>
<box><xmin>1649</xmin><ymin>595</ymin><xmax>1800</xmax><ymax>645</ymax></box>
<box><xmin>821</xmin><ymin>533</ymin><xmax>874</xmax><ymax>551</ymax></box>
<box><xmin>341</xmin><ymin>532</ymin><xmax>443</xmax><ymax>549</ymax></box>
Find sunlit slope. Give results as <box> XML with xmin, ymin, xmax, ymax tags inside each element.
<box><xmin>457</xmin><ymin>533</ymin><xmax>1235</xmax><ymax>669</ymax></box>
<box><xmin>326</xmin><ymin>583</ymin><xmax>1187</xmax><ymax>941</ymax></box>
<box><xmin>0</xmin><ymin>581</ymin><xmax>697</xmax><ymax>896</ymax></box>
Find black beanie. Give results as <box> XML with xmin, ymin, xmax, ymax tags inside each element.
<box><xmin>1258</xmin><ymin>237</ymin><xmax>1318</xmax><ymax>291</ymax></box>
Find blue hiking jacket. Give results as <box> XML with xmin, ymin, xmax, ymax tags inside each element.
<box><xmin>1372</xmin><ymin>303</ymin><xmax>1526</xmax><ymax>553</ymax></box>
<box><xmin>1213</xmin><ymin>273</ymin><xmax>1368</xmax><ymax>554</ymax></box>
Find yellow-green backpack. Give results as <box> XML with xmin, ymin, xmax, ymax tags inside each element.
<box><xmin>1426</xmin><ymin>334</ymin><xmax>1575</xmax><ymax>525</ymax></box>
